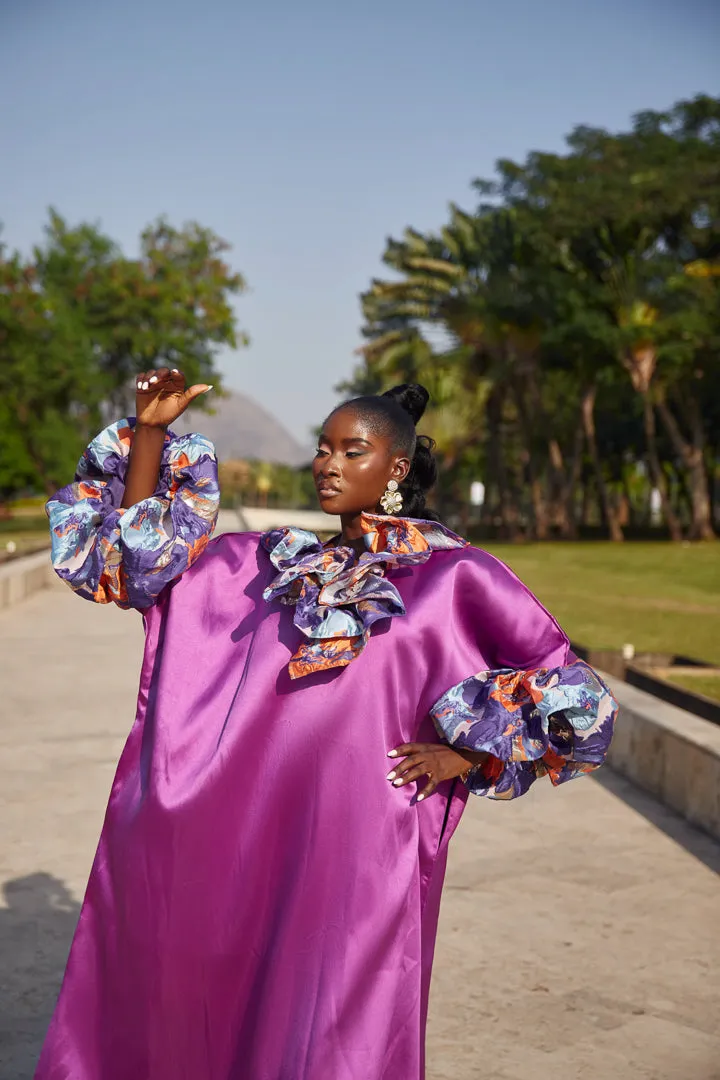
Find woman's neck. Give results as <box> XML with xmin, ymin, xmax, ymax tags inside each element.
<box><xmin>339</xmin><ymin>511</ymin><xmax>368</xmax><ymax>544</ymax></box>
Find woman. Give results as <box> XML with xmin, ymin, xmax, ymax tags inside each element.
<box><xmin>37</xmin><ymin>369</ymin><xmax>617</xmax><ymax>1080</ymax></box>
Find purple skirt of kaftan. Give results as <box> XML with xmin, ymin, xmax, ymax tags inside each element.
<box><xmin>35</xmin><ymin>533</ymin><xmax>571</xmax><ymax>1080</ymax></box>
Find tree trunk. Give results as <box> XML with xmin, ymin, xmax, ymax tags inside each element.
<box><xmin>580</xmin><ymin>475</ymin><xmax>593</xmax><ymax>528</ymax></box>
<box><xmin>642</xmin><ymin>396</ymin><xmax>683</xmax><ymax>541</ymax></box>
<box><xmin>511</xmin><ymin>383</ymin><xmax>548</xmax><ymax>540</ymax></box>
<box><xmin>516</xmin><ymin>358</ymin><xmax>574</xmax><ymax>538</ymax></box>
<box><xmin>623</xmin><ymin>346</ymin><xmax>685</xmax><ymax>540</ymax></box>
<box><xmin>528</xmin><ymin>472</ymin><xmax>548</xmax><ymax>541</ymax></box>
<box><xmin>514</xmin><ymin>353</ymin><xmax>575</xmax><ymax>539</ymax></box>
<box><xmin>548</xmin><ymin>436</ymin><xmax>577</xmax><ymax>539</ymax></box>
<box><xmin>487</xmin><ymin>386</ymin><xmax>521</xmax><ymax>541</ymax></box>
<box><xmin>655</xmin><ymin>397</ymin><xmax>715</xmax><ymax>541</ymax></box>
<box><xmin>562</xmin><ymin>421</ymin><xmax>584</xmax><ymax>540</ymax></box>
<box><xmin>580</xmin><ymin>385</ymin><xmax>624</xmax><ymax>542</ymax></box>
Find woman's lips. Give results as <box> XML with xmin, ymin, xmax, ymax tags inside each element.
<box><xmin>317</xmin><ymin>486</ymin><xmax>341</xmax><ymax>498</ymax></box>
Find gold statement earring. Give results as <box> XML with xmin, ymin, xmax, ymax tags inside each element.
<box><xmin>380</xmin><ymin>479</ymin><xmax>403</xmax><ymax>515</ymax></box>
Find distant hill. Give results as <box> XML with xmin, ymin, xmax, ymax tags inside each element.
<box><xmin>172</xmin><ymin>390</ymin><xmax>313</xmax><ymax>466</ymax></box>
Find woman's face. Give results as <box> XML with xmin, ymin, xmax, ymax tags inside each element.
<box><xmin>313</xmin><ymin>407</ymin><xmax>410</xmax><ymax>517</ymax></box>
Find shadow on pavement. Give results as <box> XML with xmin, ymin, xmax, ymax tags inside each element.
<box><xmin>593</xmin><ymin>769</ymin><xmax>720</xmax><ymax>874</ymax></box>
<box><xmin>0</xmin><ymin>873</ymin><xmax>79</xmax><ymax>1080</ymax></box>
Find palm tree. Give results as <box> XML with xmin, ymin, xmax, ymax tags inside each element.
<box><xmin>358</xmin><ymin>207</ymin><xmax>583</xmax><ymax>538</ymax></box>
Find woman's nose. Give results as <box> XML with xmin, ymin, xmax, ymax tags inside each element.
<box><xmin>324</xmin><ymin>457</ymin><xmax>341</xmax><ymax>477</ymax></box>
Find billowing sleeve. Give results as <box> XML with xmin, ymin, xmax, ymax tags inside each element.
<box><xmin>428</xmin><ymin>547</ymin><xmax>617</xmax><ymax>800</ymax></box>
<box><xmin>431</xmin><ymin>660</ymin><xmax>618</xmax><ymax>801</ymax></box>
<box><xmin>46</xmin><ymin>417</ymin><xmax>219</xmax><ymax>610</ymax></box>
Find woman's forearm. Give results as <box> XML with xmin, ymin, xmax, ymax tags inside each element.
<box><xmin>120</xmin><ymin>424</ymin><xmax>167</xmax><ymax>508</ymax></box>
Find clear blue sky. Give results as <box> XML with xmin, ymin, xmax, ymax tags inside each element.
<box><xmin>1</xmin><ymin>0</ymin><xmax>718</xmax><ymax>443</ymax></box>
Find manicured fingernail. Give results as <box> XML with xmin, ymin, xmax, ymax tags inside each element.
<box><xmin>136</xmin><ymin>383</ymin><xmax>142</xmax><ymax>390</ymax></box>
<box><xmin>392</xmin><ymin>778</ymin><xmax>403</xmax><ymax>787</ymax></box>
<box><xmin>172</xmin><ymin>368</ymin><xmax>179</xmax><ymax>373</ymax></box>
<box><xmin>417</xmin><ymin>793</ymin><xmax>425</xmax><ymax>802</ymax></box>
<box><xmin>149</xmin><ymin>376</ymin><xmax>158</xmax><ymax>383</ymax></box>
<box><xmin>386</xmin><ymin>771</ymin><xmax>396</xmax><ymax>781</ymax></box>
<box><xmin>387</xmin><ymin>750</ymin><xmax>398</xmax><ymax>758</ymax></box>
<box><xmin>203</xmin><ymin>385</ymin><xmax>214</xmax><ymax>393</ymax></box>
<box><xmin>141</xmin><ymin>381</ymin><xmax>149</xmax><ymax>390</ymax></box>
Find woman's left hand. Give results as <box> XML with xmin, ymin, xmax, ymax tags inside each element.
<box><xmin>386</xmin><ymin>742</ymin><xmax>487</xmax><ymax>801</ymax></box>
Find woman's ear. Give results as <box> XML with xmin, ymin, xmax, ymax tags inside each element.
<box><xmin>391</xmin><ymin>456</ymin><xmax>411</xmax><ymax>483</ymax></box>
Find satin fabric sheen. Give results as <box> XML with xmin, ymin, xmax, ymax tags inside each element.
<box><xmin>35</xmin><ymin>534</ymin><xmax>569</xmax><ymax>1080</ymax></box>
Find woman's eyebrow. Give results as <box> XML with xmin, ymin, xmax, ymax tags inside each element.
<box><xmin>317</xmin><ymin>435</ymin><xmax>373</xmax><ymax>447</ymax></box>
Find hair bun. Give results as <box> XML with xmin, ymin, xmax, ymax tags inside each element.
<box><xmin>381</xmin><ymin>383</ymin><xmax>430</xmax><ymax>425</ymax></box>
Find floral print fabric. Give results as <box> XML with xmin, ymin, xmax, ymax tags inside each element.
<box><xmin>46</xmin><ymin>418</ymin><xmax>219</xmax><ymax>609</ymax></box>
<box><xmin>262</xmin><ymin>513</ymin><xmax>468</xmax><ymax>679</ymax></box>
<box><xmin>431</xmin><ymin>660</ymin><xmax>618</xmax><ymax>800</ymax></box>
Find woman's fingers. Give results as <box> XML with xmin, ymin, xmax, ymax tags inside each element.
<box><xmin>136</xmin><ymin>368</ymin><xmax>182</xmax><ymax>395</ymax></box>
<box><xmin>391</xmin><ymin>762</ymin><xmax>433</xmax><ymax>787</ymax></box>
<box><xmin>417</xmin><ymin>776</ymin><xmax>438</xmax><ymax>801</ymax></box>
<box><xmin>389</xmin><ymin>742</ymin><xmax>436</xmax><ymax>759</ymax></box>
<box><xmin>386</xmin><ymin>754</ymin><xmax>438</xmax><ymax>801</ymax></box>
<box><xmin>184</xmin><ymin>382</ymin><xmax>214</xmax><ymax>404</ymax></box>
<box><xmin>167</xmin><ymin>368</ymin><xmax>186</xmax><ymax>391</ymax></box>
<box><xmin>136</xmin><ymin>369</ymin><xmax>164</xmax><ymax>392</ymax></box>
<box><xmin>386</xmin><ymin>754</ymin><xmax>427</xmax><ymax>784</ymax></box>
<box><xmin>386</xmin><ymin>745</ymin><xmax>436</xmax><ymax>788</ymax></box>
<box><xmin>146</xmin><ymin>367</ymin><xmax>169</xmax><ymax>390</ymax></box>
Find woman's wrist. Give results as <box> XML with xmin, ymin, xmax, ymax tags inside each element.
<box><xmin>134</xmin><ymin>421</ymin><xmax>168</xmax><ymax>436</ymax></box>
<box><xmin>457</xmin><ymin>748</ymin><xmax>489</xmax><ymax>782</ymax></box>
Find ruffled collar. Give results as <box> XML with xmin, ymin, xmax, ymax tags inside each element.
<box><xmin>262</xmin><ymin>513</ymin><xmax>467</xmax><ymax>679</ymax></box>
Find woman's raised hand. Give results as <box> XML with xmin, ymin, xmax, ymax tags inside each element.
<box><xmin>135</xmin><ymin>368</ymin><xmax>213</xmax><ymax>429</ymax></box>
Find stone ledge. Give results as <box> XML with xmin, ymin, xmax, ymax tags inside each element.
<box><xmin>0</xmin><ymin>549</ymin><xmax>55</xmax><ymax>610</ymax></box>
<box><xmin>235</xmin><ymin>507</ymin><xmax>340</xmax><ymax>533</ymax></box>
<box><xmin>607</xmin><ymin>676</ymin><xmax>720</xmax><ymax>842</ymax></box>
<box><xmin>0</xmin><ymin>512</ymin><xmax>242</xmax><ymax>612</ymax></box>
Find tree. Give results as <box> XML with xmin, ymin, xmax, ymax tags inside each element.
<box><xmin>0</xmin><ymin>211</ymin><xmax>249</xmax><ymax>500</ymax></box>
<box><xmin>0</xmin><ymin>245</ymin><xmax>98</xmax><ymax>498</ymax></box>
<box><xmin>35</xmin><ymin>211</ymin><xmax>248</xmax><ymax>415</ymax></box>
<box><xmin>348</xmin><ymin>93</ymin><xmax>720</xmax><ymax>541</ymax></box>
<box><xmin>490</xmin><ymin>97</ymin><xmax>719</xmax><ymax>538</ymax></box>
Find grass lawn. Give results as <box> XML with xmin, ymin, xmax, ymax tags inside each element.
<box><xmin>664</xmin><ymin>674</ymin><xmax>720</xmax><ymax>703</ymax></box>
<box><xmin>0</xmin><ymin>515</ymin><xmax>50</xmax><ymax>559</ymax></box>
<box><xmin>0</xmin><ymin>514</ymin><xmax>48</xmax><ymax>534</ymax></box>
<box><xmin>480</xmin><ymin>541</ymin><xmax>720</xmax><ymax>666</ymax></box>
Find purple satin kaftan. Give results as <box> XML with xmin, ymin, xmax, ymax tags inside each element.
<box><xmin>36</xmin><ymin>420</ymin><xmax>617</xmax><ymax>1080</ymax></box>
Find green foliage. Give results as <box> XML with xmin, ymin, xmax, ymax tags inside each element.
<box><xmin>348</xmin><ymin>94</ymin><xmax>720</xmax><ymax>541</ymax></box>
<box><xmin>0</xmin><ymin>210</ymin><xmax>248</xmax><ymax>499</ymax></box>
<box><xmin>0</xmin><ymin>244</ymin><xmax>95</xmax><ymax>497</ymax></box>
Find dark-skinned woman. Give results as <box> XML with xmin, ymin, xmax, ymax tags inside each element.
<box><xmin>37</xmin><ymin>368</ymin><xmax>617</xmax><ymax>1080</ymax></box>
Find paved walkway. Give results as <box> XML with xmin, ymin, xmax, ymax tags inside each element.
<box><xmin>1</xmin><ymin>584</ymin><xmax>719</xmax><ymax>1080</ymax></box>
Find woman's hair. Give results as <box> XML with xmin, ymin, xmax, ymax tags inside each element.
<box><xmin>338</xmin><ymin>383</ymin><xmax>439</xmax><ymax>520</ymax></box>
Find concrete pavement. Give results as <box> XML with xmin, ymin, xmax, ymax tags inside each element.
<box><xmin>1</xmin><ymin>584</ymin><xmax>719</xmax><ymax>1080</ymax></box>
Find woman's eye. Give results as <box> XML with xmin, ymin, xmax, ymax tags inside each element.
<box><xmin>346</xmin><ymin>451</ymin><xmax>363</xmax><ymax>459</ymax></box>
<box><xmin>315</xmin><ymin>448</ymin><xmax>328</xmax><ymax>457</ymax></box>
